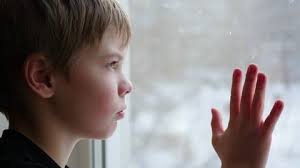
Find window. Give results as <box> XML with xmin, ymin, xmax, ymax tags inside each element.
<box><xmin>112</xmin><ymin>0</ymin><xmax>300</xmax><ymax>168</ymax></box>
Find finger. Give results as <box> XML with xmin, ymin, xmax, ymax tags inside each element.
<box><xmin>263</xmin><ymin>100</ymin><xmax>284</xmax><ymax>137</ymax></box>
<box><xmin>211</xmin><ymin>108</ymin><xmax>224</xmax><ymax>137</ymax></box>
<box><xmin>251</xmin><ymin>73</ymin><xmax>267</xmax><ymax>128</ymax></box>
<box><xmin>229</xmin><ymin>69</ymin><xmax>242</xmax><ymax>126</ymax></box>
<box><xmin>240</xmin><ymin>64</ymin><xmax>258</xmax><ymax>122</ymax></box>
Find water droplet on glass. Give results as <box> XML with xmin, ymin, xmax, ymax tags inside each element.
<box><xmin>161</xmin><ymin>2</ymin><xmax>180</xmax><ymax>10</ymax></box>
<box><xmin>178</xmin><ymin>27</ymin><xmax>185</xmax><ymax>33</ymax></box>
<box><xmin>289</xmin><ymin>0</ymin><xmax>295</xmax><ymax>5</ymax></box>
<box><xmin>225</xmin><ymin>31</ymin><xmax>232</xmax><ymax>36</ymax></box>
<box><xmin>197</xmin><ymin>9</ymin><xmax>204</xmax><ymax>16</ymax></box>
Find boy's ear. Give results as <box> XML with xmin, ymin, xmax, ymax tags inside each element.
<box><xmin>24</xmin><ymin>54</ymin><xmax>56</xmax><ymax>99</ymax></box>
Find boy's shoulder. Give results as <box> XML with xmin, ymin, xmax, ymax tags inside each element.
<box><xmin>0</xmin><ymin>159</ymin><xmax>46</xmax><ymax>168</ymax></box>
<box><xmin>0</xmin><ymin>129</ymin><xmax>46</xmax><ymax>168</ymax></box>
<box><xmin>0</xmin><ymin>129</ymin><xmax>67</xmax><ymax>168</ymax></box>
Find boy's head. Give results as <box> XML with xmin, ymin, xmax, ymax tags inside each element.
<box><xmin>0</xmin><ymin>0</ymin><xmax>132</xmax><ymax>139</ymax></box>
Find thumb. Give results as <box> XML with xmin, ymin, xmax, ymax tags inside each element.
<box><xmin>211</xmin><ymin>108</ymin><xmax>224</xmax><ymax>137</ymax></box>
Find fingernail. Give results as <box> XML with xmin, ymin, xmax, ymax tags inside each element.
<box><xmin>248</xmin><ymin>64</ymin><xmax>258</xmax><ymax>73</ymax></box>
<box><xmin>257</xmin><ymin>73</ymin><xmax>266</xmax><ymax>83</ymax></box>
<box><xmin>276</xmin><ymin>100</ymin><xmax>284</xmax><ymax>110</ymax></box>
<box><xmin>233</xmin><ymin>69</ymin><xmax>242</xmax><ymax>78</ymax></box>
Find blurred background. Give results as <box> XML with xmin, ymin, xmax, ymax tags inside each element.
<box><xmin>128</xmin><ymin>0</ymin><xmax>300</xmax><ymax>167</ymax></box>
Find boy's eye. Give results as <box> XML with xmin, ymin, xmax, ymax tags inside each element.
<box><xmin>109</xmin><ymin>61</ymin><xmax>120</xmax><ymax>69</ymax></box>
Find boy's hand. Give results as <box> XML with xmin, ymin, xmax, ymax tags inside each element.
<box><xmin>211</xmin><ymin>64</ymin><xmax>284</xmax><ymax>168</ymax></box>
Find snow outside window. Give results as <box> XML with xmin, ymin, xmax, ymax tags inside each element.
<box><xmin>104</xmin><ymin>0</ymin><xmax>300</xmax><ymax>168</ymax></box>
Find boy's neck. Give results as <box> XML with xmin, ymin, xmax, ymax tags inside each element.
<box><xmin>9</xmin><ymin>113</ymin><xmax>80</xmax><ymax>168</ymax></box>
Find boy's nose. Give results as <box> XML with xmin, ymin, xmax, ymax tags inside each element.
<box><xmin>119</xmin><ymin>79</ymin><xmax>133</xmax><ymax>97</ymax></box>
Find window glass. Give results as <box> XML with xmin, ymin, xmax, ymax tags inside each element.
<box><xmin>128</xmin><ymin>0</ymin><xmax>300</xmax><ymax>167</ymax></box>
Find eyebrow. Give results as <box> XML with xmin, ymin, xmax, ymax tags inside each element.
<box><xmin>102</xmin><ymin>53</ymin><xmax>124</xmax><ymax>61</ymax></box>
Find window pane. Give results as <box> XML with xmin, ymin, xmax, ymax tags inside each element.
<box><xmin>128</xmin><ymin>0</ymin><xmax>300</xmax><ymax>168</ymax></box>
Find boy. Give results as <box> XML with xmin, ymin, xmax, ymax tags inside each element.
<box><xmin>0</xmin><ymin>0</ymin><xmax>284</xmax><ymax>168</ymax></box>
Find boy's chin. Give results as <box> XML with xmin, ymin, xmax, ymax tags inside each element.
<box><xmin>89</xmin><ymin>123</ymin><xmax>118</xmax><ymax>140</ymax></box>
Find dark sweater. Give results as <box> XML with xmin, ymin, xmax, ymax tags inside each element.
<box><xmin>0</xmin><ymin>129</ymin><xmax>69</xmax><ymax>168</ymax></box>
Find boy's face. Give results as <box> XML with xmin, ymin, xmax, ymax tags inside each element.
<box><xmin>53</xmin><ymin>28</ymin><xmax>132</xmax><ymax>139</ymax></box>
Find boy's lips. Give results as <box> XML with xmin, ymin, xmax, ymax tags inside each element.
<box><xmin>116</xmin><ymin>105</ymin><xmax>127</xmax><ymax>120</ymax></box>
<box><xmin>115</xmin><ymin>106</ymin><xmax>126</xmax><ymax>120</ymax></box>
<box><xmin>116</xmin><ymin>110</ymin><xmax>125</xmax><ymax>120</ymax></box>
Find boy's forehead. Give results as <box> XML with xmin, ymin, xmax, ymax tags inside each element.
<box><xmin>102</xmin><ymin>26</ymin><xmax>130</xmax><ymax>46</ymax></box>
<box><xmin>98</xmin><ymin>30</ymin><xmax>128</xmax><ymax>55</ymax></box>
<box><xmin>83</xmin><ymin>38</ymin><xmax>127</xmax><ymax>60</ymax></box>
<box><xmin>77</xmin><ymin>28</ymin><xmax>129</xmax><ymax>59</ymax></box>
